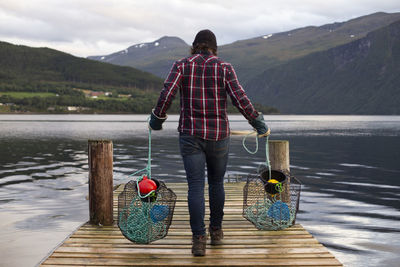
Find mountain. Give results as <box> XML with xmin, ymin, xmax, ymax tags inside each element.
<box><xmin>88</xmin><ymin>36</ymin><xmax>189</xmax><ymax>78</ymax></box>
<box><xmin>0</xmin><ymin>41</ymin><xmax>165</xmax><ymax>113</ymax></box>
<box><xmin>0</xmin><ymin>41</ymin><xmax>163</xmax><ymax>90</ymax></box>
<box><xmin>88</xmin><ymin>12</ymin><xmax>400</xmax><ymax>87</ymax></box>
<box><xmin>0</xmin><ymin>41</ymin><xmax>277</xmax><ymax>114</ymax></box>
<box><xmin>87</xmin><ymin>12</ymin><xmax>400</xmax><ymax>115</ymax></box>
<box><xmin>220</xmin><ymin>12</ymin><xmax>400</xmax><ymax>85</ymax></box>
<box><xmin>245</xmin><ymin>19</ymin><xmax>400</xmax><ymax>114</ymax></box>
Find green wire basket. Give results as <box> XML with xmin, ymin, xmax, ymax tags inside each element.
<box><xmin>118</xmin><ymin>178</ymin><xmax>176</xmax><ymax>244</ymax></box>
<box><xmin>243</xmin><ymin>171</ymin><xmax>301</xmax><ymax>231</ymax></box>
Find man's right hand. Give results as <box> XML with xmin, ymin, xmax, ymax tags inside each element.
<box><xmin>148</xmin><ymin>109</ymin><xmax>167</xmax><ymax>130</ymax></box>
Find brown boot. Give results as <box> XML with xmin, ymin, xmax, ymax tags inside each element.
<box><xmin>192</xmin><ymin>235</ymin><xmax>206</xmax><ymax>256</ymax></box>
<box><xmin>209</xmin><ymin>226</ymin><xmax>223</xmax><ymax>245</ymax></box>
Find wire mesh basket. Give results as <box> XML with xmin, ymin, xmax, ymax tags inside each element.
<box><xmin>243</xmin><ymin>169</ymin><xmax>301</xmax><ymax>230</ymax></box>
<box><xmin>118</xmin><ymin>178</ymin><xmax>176</xmax><ymax>244</ymax></box>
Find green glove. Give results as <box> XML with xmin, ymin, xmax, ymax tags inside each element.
<box><xmin>249</xmin><ymin>113</ymin><xmax>270</xmax><ymax>136</ymax></box>
<box><xmin>149</xmin><ymin>109</ymin><xmax>167</xmax><ymax>130</ymax></box>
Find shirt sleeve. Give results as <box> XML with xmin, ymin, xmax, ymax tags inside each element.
<box><xmin>153</xmin><ymin>61</ymin><xmax>183</xmax><ymax>117</ymax></box>
<box><xmin>224</xmin><ymin>64</ymin><xmax>259</xmax><ymax>121</ymax></box>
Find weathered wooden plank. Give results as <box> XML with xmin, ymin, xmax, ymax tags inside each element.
<box><xmin>42</xmin><ymin>257</ymin><xmax>342</xmax><ymax>266</ymax></box>
<box><xmin>79</xmin><ymin>223</ymin><xmax>305</xmax><ymax>229</ymax></box>
<box><xmin>73</xmin><ymin>229</ymin><xmax>311</xmax><ymax>236</ymax></box>
<box><xmin>62</xmin><ymin>245</ymin><xmax>323</xmax><ymax>249</ymax></box>
<box><xmin>40</xmin><ymin>182</ymin><xmax>342</xmax><ymax>266</ymax></box>
<box><xmin>65</xmin><ymin>239</ymin><xmax>318</xmax><ymax>245</ymax></box>
<box><xmin>49</xmin><ymin>252</ymin><xmax>334</xmax><ymax>260</ymax></box>
<box><xmin>53</xmin><ymin>246</ymin><xmax>332</xmax><ymax>255</ymax></box>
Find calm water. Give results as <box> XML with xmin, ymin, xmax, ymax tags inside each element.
<box><xmin>0</xmin><ymin>114</ymin><xmax>399</xmax><ymax>267</ymax></box>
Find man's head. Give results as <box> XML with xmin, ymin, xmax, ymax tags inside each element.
<box><xmin>191</xmin><ymin>29</ymin><xmax>217</xmax><ymax>55</ymax></box>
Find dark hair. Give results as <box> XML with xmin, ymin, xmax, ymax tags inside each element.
<box><xmin>190</xmin><ymin>43</ymin><xmax>217</xmax><ymax>56</ymax></box>
<box><xmin>191</xmin><ymin>30</ymin><xmax>217</xmax><ymax>56</ymax></box>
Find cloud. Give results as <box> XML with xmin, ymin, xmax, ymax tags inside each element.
<box><xmin>0</xmin><ymin>0</ymin><xmax>399</xmax><ymax>57</ymax></box>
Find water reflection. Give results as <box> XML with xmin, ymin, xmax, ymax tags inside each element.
<box><xmin>0</xmin><ymin>115</ymin><xmax>400</xmax><ymax>267</ymax></box>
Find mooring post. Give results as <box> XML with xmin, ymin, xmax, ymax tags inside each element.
<box><xmin>268</xmin><ymin>140</ymin><xmax>290</xmax><ymax>172</ymax></box>
<box><xmin>88</xmin><ymin>140</ymin><xmax>113</xmax><ymax>226</ymax></box>
<box><xmin>269</xmin><ymin>140</ymin><xmax>291</xmax><ymax>204</ymax></box>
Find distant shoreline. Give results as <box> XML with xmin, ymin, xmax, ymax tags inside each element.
<box><xmin>1</xmin><ymin>112</ymin><xmax>399</xmax><ymax>116</ymax></box>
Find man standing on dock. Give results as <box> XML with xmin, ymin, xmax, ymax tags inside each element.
<box><xmin>149</xmin><ymin>29</ymin><xmax>270</xmax><ymax>256</ymax></box>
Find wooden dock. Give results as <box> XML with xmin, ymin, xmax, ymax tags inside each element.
<box><xmin>40</xmin><ymin>182</ymin><xmax>342</xmax><ymax>266</ymax></box>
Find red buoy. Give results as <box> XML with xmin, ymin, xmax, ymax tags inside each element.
<box><xmin>138</xmin><ymin>175</ymin><xmax>157</xmax><ymax>194</ymax></box>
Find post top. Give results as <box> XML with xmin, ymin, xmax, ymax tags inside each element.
<box><xmin>268</xmin><ymin>140</ymin><xmax>289</xmax><ymax>144</ymax></box>
<box><xmin>88</xmin><ymin>140</ymin><xmax>113</xmax><ymax>144</ymax></box>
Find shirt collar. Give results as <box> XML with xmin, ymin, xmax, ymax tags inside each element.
<box><xmin>198</xmin><ymin>50</ymin><xmax>212</xmax><ymax>55</ymax></box>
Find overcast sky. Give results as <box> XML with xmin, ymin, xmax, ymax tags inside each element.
<box><xmin>0</xmin><ymin>0</ymin><xmax>399</xmax><ymax>57</ymax></box>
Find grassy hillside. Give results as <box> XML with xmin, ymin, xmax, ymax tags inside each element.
<box><xmin>0</xmin><ymin>41</ymin><xmax>163</xmax><ymax>89</ymax></box>
<box><xmin>246</xmin><ymin>19</ymin><xmax>400</xmax><ymax>114</ymax></box>
<box><xmin>0</xmin><ymin>41</ymin><xmax>277</xmax><ymax>114</ymax></box>
<box><xmin>0</xmin><ymin>41</ymin><xmax>166</xmax><ymax>113</ymax></box>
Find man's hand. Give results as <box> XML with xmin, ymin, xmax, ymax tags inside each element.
<box><xmin>148</xmin><ymin>109</ymin><xmax>167</xmax><ymax>130</ymax></box>
<box><xmin>249</xmin><ymin>113</ymin><xmax>270</xmax><ymax>137</ymax></box>
<box><xmin>258</xmin><ymin>127</ymin><xmax>271</xmax><ymax>137</ymax></box>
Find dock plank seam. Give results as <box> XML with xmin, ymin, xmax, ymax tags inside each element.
<box><xmin>40</xmin><ymin>182</ymin><xmax>343</xmax><ymax>266</ymax></box>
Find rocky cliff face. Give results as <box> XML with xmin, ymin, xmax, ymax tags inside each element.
<box><xmin>88</xmin><ymin>37</ymin><xmax>189</xmax><ymax>78</ymax></box>
<box><xmin>245</xmin><ymin>20</ymin><xmax>400</xmax><ymax>114</ymax></box>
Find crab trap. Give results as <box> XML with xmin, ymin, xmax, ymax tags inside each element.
<box><xmin>243</xmin><ymin>169</ymin><xmax>301</xmax><ymax>231</ymax></box>
<box><xmin>118</xmin><ymin>127</ymin><xmax>177</xmax><ymax>244</ymax></box>
<box><xmin>118</xmin><ymin>176</ymin><xmax>176</xmax><ymax>244</ymax></box>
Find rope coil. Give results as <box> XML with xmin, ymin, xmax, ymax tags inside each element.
<box><xmin>242</xmin><ymin>131</ymin><xmax>271</xmax><ymax>180</ymax></box>
<box><xmin>242</xmin><ymin>130</ymin><xmax>299</xmax><ymax>231</ymax></box>
<box><xmin>118</xmin><ymin>120</ymin><xmax>176</xmax><ymax>244</ymax></box>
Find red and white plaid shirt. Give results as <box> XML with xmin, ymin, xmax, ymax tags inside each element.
<box><xmin>153</xmin><ymin>52</ymin><xmax>259</xmax><ymax>141</ymax></box>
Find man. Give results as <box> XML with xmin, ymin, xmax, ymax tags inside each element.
<box><xmin>149</xmin><ymin>29</ymin><xmax>269</xmax><ymax>256</ymax></box>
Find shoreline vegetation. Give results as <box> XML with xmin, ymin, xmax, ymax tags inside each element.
<box><xmin>0</xmin><ymin>41</ymin><xmax>278</xmax><ymax>115</ymax></box>
<box><xmin>0</xmin><ymin>90</ymin><xmax>279</xmax><ymax>115</ymax></box>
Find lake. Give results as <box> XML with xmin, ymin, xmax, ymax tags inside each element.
<box><xmin>0</xmin><ymin>114</ymin><xmax>399</xmax><ymax>267</ymax></box>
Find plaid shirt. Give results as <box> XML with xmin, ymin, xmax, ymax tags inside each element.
<box><xmin>153</xmin><ymin>52</ymin><xmax>259</xmax><ymax>141</ymax></box>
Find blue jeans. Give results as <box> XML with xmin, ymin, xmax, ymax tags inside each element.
<box><xmin>179</xmin><ymin>133</ymin><xmax>230</xmax><ymax>236</ymax></box>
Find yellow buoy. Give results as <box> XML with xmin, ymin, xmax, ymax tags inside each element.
<box><xmin>266</xmin><ymin>179</ymin><xmax>281</xmax><ymax>197</ymax></box>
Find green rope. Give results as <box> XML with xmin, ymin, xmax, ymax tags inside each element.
<box><xmin>243</xmin><ymin>132</ymin><xmax>296</xmax><ymax>230</ymax></box>
<box><xmin>148</xmin><ymin>127</ymin><xmax>152</xmax><ymax>179</ymax></box>
<box><xmin>119</xmin><ymin>195</ymin><xmax>167</xmax><ymax>244</ymax></box>
<box><xmin>242</xmin><ymin>132</ymin><xmax>271</xmax><ymax>180</ymax></box>
<box><xmin>127</xmin><ymin>121</ymin><xmax>155</xmax><ymax>198</ymax></box>
<box><xmin>119</xmin><ymin>119</ymin><xmax>172</xmax><ymax>244</ymax></box>
<box><xmin>243</xmin><ymin>197</ymin><xmax>296</xmax><ymax>230</ymax></box>
<box><xmin>242</xmin><ymin>131</ymin><xmax>258</xmax><ymax>154</ymax></box>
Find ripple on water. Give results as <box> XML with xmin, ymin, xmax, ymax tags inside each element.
<box><xmin>315</xmin><ymin>172</ymin><xmax>336</xmax><ymax>176</ymax></box>
<box><xmin>340</xmin><ymin>163</ymin><xmax>377</xmax><ymax>169</ymax></box>
<box><xmin>335</xmin><ymin>181</ymin><xmax>400</xmax><ymax>189</ymax></box>
<box><xmin>0</xmin><ymin>175</ymin><xmax>33</xmax><ymax>186</ymax></box>
<box><xmin>3</xmin><ymin>161</ymin><xmax>38</xmax><ymax>168</ymax></box>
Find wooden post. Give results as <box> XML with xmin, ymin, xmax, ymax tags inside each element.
<box><xmin>269</xmin><ymin>140</ymin><xmax>290</xmax><ymax>173</ymax></box>
<box><xmin>88</xmin><ymin>140</ymin><xmax>113</xmax><ymax>226</ymax></box>
<box><xmin>269</xmin><ymin>140</ymin><xmax>291</xmax><ymax>204</ymax></box>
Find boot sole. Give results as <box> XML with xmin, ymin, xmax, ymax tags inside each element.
<box><xmin>210</xmin><ymin>240</ymin><xmax>223</xmax><ymax>246</ymax></box>
<box><xmin>192</xmin><ymin>250</ymin><xmax>206</xmax><ymax>256</ymax></box>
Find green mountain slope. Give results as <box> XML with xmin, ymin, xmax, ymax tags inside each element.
<box><xmin>221</xmin><ymin>12</ymin><xmax>400</xmax><ymax>85</ymax></box>
<box><xmin>0</xmin><ymin>41</ymin><xmax>277</xmax><ymax>114</ymax></box>
<box><xmin>88</xmin><ymin>36</ymin><xmax>189</xmax><ymax>78</ymax></box>
<box><xmin>0</xmin><ymin>41</ymin><xmax>163</xmax><ymax>89</ymax></box>
<box><xmin>88</xmin><ymin>12</ymin><xmax>400</xmax><ymax>87</ymax></box>
<box><xmin>0</xmin><ymin>41</ymin><xmax>166</xmax><ymax>113</ymax></box>
<box><xmin>246</xmin><ymin>19</ymin><xmax>400</xmax><ymax>114</ymax></box>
